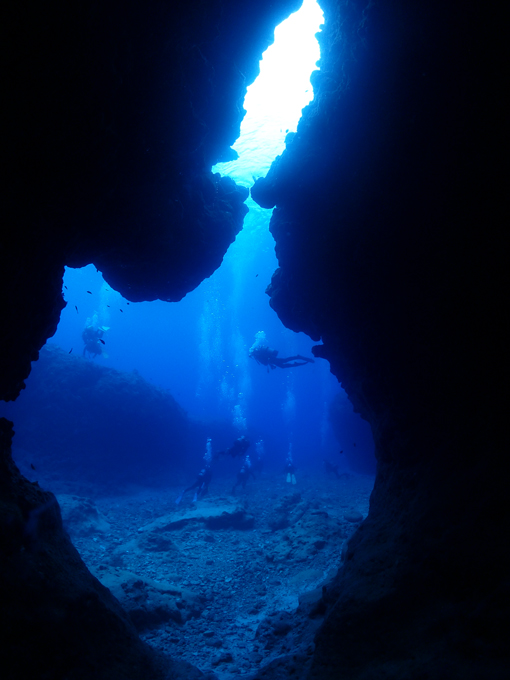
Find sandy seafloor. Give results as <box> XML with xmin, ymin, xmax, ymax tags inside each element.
<box><xmin>56</xmin><ymin>471</ymin><xmax>374</xmax><ymax>679</ymax></box>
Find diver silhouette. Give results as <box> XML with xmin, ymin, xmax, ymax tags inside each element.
<box><xmin>285</xmin><ymin>446</ymin><xmax>297</xmax><ymax>484</ymax></box>
<box><xmin>82</xmin><ymin>325</ymin><xmax>105</xmax><ymax>358</ymax></box>
<box><xmin>216</xmin><ymin>435</ymin><xmax>250</xmax><ymax>460</ymax></box>
<box><xmin>249</xmin><ymin>331</ymin><xmax>314</xmax><ymax>370</ymax></box>
<box><xmin>250</xmin><ymin>345</ymin><xmax>314</xmax><ymax>369</ymax></box>
<box><xmin>232</xmin><ymin>455</ymin><xmax>255</xmax><ymax>494</ymax></box>
<box><xmin>176</xmin><ymin>465</ymin><xmax>212</xmax><ymax>504</ymax></box>
<box><xmin>176</xmin><ymin>438</ymin><xmax>214</xmax><ymax>504</ymax></box>
<box><xmin>252</xmin><ymin>439</ymin><xmax>265</xmax><ymax>476</ymax></box>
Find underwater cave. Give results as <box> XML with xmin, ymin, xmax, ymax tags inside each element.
<box><xmin>1</xmin><ymin>1</ymin><xmax>506</xmax><ymax>679</ymax></box>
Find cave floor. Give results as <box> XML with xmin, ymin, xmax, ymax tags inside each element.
<box><xmin>58</xmin><ymin>472</ymin><xmax>373</xmax><ymax>679</ymax></box>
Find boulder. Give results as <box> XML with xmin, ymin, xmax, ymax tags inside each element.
<box><xmin>92</xmin><ymin>566</ymin><xmax>205</xmax><ymax>630</ymax></box>
<box><xmin>58</xmin><ymin>494</ymin><xmax>111</xmax><ymax>537</ymax></box>
<box><xmin>139</xmin><ymin>498</ymin><xmax>254</xmax><ymax>532</ymax></box>
<box><xmin>343</xmin><ymin>510</ymin><xmax>363</xmax><ymax>524</ymax></box>
<box><xmin>267</xmin><ymin>493</ymin><xmax>307</xmax><ymax>531</ymax></box>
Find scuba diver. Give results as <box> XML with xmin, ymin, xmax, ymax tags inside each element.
<box><xmin>216</xmin><ymin>435</ymin><xmax>250</xmax><ymax>460</ymax></box>
<box><xmin>324</xmin><ymin>459</ymin><xmax>341</xmax><ymax>479</ymax></box>
<box><xmin>176</xmin><ymin>438</ymin><xmax>213</xmax><ymax>504</ymax></box>
<box><xmin>252</xmin><ymin>439</ymin><xmax>265</xmax><ymax>477</ymax></box>
<box><xmin>285</xmin><ymin>446</ymin><xmax>297</xmax><ymax>485</ymax></box>
<box><xmin>175</xmin><ymin>465</ymin><xmax>212</xmax><ymax>504</ymax></box>
<box><xmin>249</xmin><ymin>331</ymin><xmax>314</xmax><ymax>370</ymax></box>
<box><xmin>82</xmin><ymin>323</ymin><xmax>106</xmax><ymax>358</ymax></box>
<box><xmin>232</xmin><ymin>454</ymin><xmax>255</xmax><ymax>494</ymax></box>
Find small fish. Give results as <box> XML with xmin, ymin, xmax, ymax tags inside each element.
<box><xmin>126</xmin><ymin>302</ymin><xmax>130</xmax><ymax>305</ymax></box>
<box><xmin>75</xmin><ymin>305</ymin><xmax>78</xmax><ymax>313</ymax></box>
<box><xmin>64</xmin><ymin>285</ymin><xmax>68</xmax><ymax>290</ymax></box>
<box><xmin>69</xmin><ymin>348</ymin><xmax>73</xmax><ymax>354</ymax></box>
<box><xmin>353</xmin><ymin>443</ymin><xmax>356</xmax><ymax>447</ymax></box>
<box><xmin>120</xmin><ymin>309</ymin><xmax>123</xmax><ymax>312</ymax></box>
<box><xmin>99</xmin><ymin>339</ymin><xmax>105</xmax><ymax>345</ymax></box>
<box><xmin>106</xmin><ymin>305</ymin><xmax>110</xmax><ymax>308</ymax></box>
<box><xmin>339</xmin><ymin>450</ymin><xmax>344</xmax><ymax>454</ymax></box>
<box><xmin>30</xmin><ymin>463</ymin><xmax>36</xmax><ymax>470</ymax></box>
<box><xmin>86</xmin><ymin>290</ymin><xmax>92</xmax><ymax>294</ymax></box>
<box><xmin>255</xmin><ymin>274</ymin><xmax>258</xmax><ymax>277</ymax></box>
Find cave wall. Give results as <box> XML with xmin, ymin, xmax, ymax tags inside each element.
<box><xmin>251</xmin><ymin>1</ymin><xmax>507</xmax><ymax>678</ymax></box>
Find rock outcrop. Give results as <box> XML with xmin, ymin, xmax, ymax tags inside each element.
<box><xmin>139</xmin><ymin>498</ymin><xmax>255</xmax><ymax>531</ymax></box>
<box><xmin>2</xmin><ymin>345</ymin><xmax>191</xmax><ymax>488</ymax></box>
<box><xmin>92</xmin><ymin>567</ymin><xmax>206</xmax><ymax>631</ymax></box>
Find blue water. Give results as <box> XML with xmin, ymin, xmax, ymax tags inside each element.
<box><xmin>50</xmin><ymin>221</ymin><xmax>346</xmax><ymax>470</ymax></box>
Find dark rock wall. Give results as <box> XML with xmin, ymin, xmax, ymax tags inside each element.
<box><xmin>251</xmin><ymin>1</ymin><xmax>507</xmax><ymax>677</ymax></box>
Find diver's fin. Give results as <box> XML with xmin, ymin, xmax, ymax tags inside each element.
<box><xmin>291</xmin><ymin>475</ymin><xmax>297</xmax><ymax>485</ymax></box>
<box><xmin>175</xmin><ymin>493</ymin><xmax>183</xmax><ymax>505</ymax></box>
<box><xmin>286</xmin><ymin>473</ymin><xmax>291</xmax><ymax>483</ymax></box>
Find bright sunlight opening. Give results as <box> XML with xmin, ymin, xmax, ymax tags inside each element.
<box><xmin>214</xmin><ymin>0</ymin><xmax>323</xmax><ymax>185</ymax></box>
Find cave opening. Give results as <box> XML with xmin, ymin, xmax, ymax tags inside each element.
<box><xmin>1</xmin><ymin>0</ymin><xmax>376</xmax><ymax>675</ymax></box>
<box><xmin>213</xmin><ymin>0</ymin><xmax>323</xmax><ymax>183</ymax></box>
